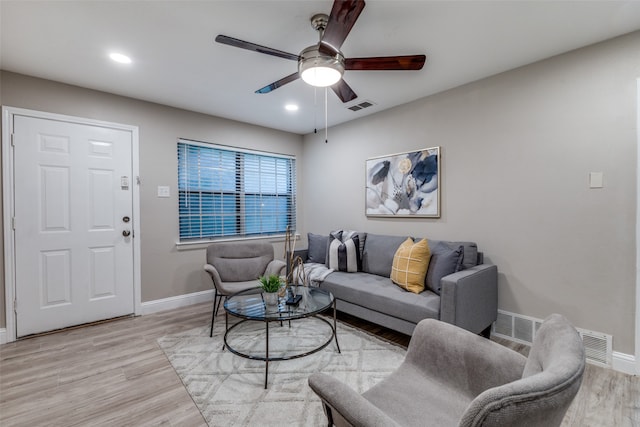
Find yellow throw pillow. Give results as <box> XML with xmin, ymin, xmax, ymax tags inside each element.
<box><xmin>390</xmin><ymin>237</ymin><xmax>431</xmax><ymax>294</ymax></box>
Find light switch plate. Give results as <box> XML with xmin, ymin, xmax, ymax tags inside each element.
<box><xmin>157</xmin><ymin>186</ymin><xmax>171</xmax><ymax>197</ymax></box>
<box><xmin>589</xmin><ymin>172</ymin><xmax>603</xmax><ymax>189</ymax></box>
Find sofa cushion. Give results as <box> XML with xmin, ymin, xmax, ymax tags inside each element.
<box><xmin>328</xmin><ymin>231</ymin><xmax>361</xmax><ymax>272</ymax></box>
<box><xmin>362</xmin><ymin>234</ymin><xmax>409</xmax><ymax>277</ymax></box>
<box><xmin>319</xmin><ymin>272</ymin><xmax>441</xmax><ymax>324</ymax></box>
<box><xmin>426</xmin><ymin>239</ymin><xmax>479</xmax><ymax>270</ymax></box>
<box><xmin>390</xmin><ymin>238</ymin><xmax>431</xmax><ymax>294</ymax></box>
<box><xmin>425</xmin><ymin>243</ymin><xmax>464</xmax><ymax>294</ymax></box>
<box><xmin>307</xmin><ymin>233</ymin><xmax>328</xmax><ymax>264</ymax></box>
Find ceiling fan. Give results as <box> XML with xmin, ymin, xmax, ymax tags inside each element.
<box><xmin>215</xmin><ymin>0</ymin><xmax>426</xmax><ymax>103</ymax></box>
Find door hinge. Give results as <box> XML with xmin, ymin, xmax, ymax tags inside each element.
<box><xmin>11</xmin><ymin>217</ymin><xmax>16</xmax><ymax>230</ymax></box>
<box><xmin>13</xmin><ymin>299</ymin><xmax>17</xmax><ymax>314</ymax></box>
<box><xmin>10</xmin><ymin>133</ymin><xmax>15</xmax><ymax>147</ymax></box>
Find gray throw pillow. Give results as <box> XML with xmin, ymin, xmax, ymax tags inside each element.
<box><xmin>362</xmin><ymin>234</ymin><xmax>409</xmax><ymax>277</ymax></box>
<box><xmin>425</xmin><ymin>243</ymin><xmax>464</xmax><ymax>295</ymax></box>
<box><xmin>307</xmin><ymin>233</ymin><xmax>329</xmax><ymax>264</ymax></box>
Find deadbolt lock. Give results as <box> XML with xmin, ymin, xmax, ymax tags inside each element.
<box><xmin>123</xmin><ymin>216</ymin><xmax>130</xmax><ymax>223</ymax></box>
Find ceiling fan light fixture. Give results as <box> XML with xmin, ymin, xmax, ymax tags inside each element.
<box><xmin>301</xmin><ymin>66</ymin><xmax>342</xmax><ymax>87</ymax></box>
<box><xmin>299</xmin><ymin>46</ymin><xmax>344</xmax><ymax>87</ymax></box>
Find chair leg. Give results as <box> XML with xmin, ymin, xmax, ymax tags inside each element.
<box><xmin>324</xmin><ymin>402</ymin><xmax>334</xmax><ymax>427</ymax></box>
<box><xmin>214</xmin><ymin>294</ymin><xmax>223</xmax><ymax>316</ymax></box>
<box><xmin>210</xmin><ymin>289</ymin><xmax>223</xmax><ymax>337</ymax></box>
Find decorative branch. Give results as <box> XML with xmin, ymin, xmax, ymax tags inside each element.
<box><xmin>284</xmin><ymin>225</ymin><xmax>307</xmax><ymax>287</ymax></box>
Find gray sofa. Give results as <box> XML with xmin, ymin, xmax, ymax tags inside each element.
<box><xmin>292</xmin><ymin>232</ymin><xmax>498</xmax><ymax>336</ymax></box>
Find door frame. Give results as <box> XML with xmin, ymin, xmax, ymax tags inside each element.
<box><xmin>2</xmin><ymin>106</ymin><xmax>142</xmax><ymax>343</ymax></box>
<box><xmin>636</xmin><ymin>78</ymin><xmax>640</xmax><ymax>375</ymax></box>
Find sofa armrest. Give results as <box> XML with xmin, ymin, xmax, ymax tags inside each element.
<box><xmin>439</xmin><ymin>264</ymin><xmax>498</xmax><ymax>334</ymax></box>
<box><xmin>308</xmin><ymin>373</ymin><xmax>400</xmax><ymax>427</ymax></box>
<box><xmin>265</xmin><ymin>259</ymin><xmax>286</xmax><ymax>277</ymax></box>
<box><xmin>405</xmin><ymin>319</ymin><xmax>526</xmax><ymax>396</ymax></box>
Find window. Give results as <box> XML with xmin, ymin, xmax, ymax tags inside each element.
<box><xmin>177</xmin><ymin>140</ymin><xmax>296</xmax><ymax>241</ymax></box>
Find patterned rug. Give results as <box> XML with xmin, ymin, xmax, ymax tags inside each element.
<box><xmin>157</xmin><ymin>315</ymin><xmax>406</xmax><ymax>427</ymax></box>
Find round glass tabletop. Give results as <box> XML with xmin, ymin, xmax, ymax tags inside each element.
<box><xmin>223</xmin><ymin>286</ymin><xmax>334</xmax><ymax>322</ymax></box>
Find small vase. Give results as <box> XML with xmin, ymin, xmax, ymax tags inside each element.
<box><xmin>263</xmin><ymin>291</ymin><xmax>279</xmax><ymax>307</ymax></box>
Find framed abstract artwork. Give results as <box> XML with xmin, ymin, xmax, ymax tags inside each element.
<box><xmin>365</xmin><ymin>147</ymin><xmax>440</xmax><ymax>218</ymax></box>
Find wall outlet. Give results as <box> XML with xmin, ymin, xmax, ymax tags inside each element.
<box><xmin>589</xmin><ymin>172</ymin><xmax>603</xmax><ymax>188</ymax></box>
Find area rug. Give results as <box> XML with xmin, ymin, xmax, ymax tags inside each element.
<box><xmin>157</xmin><ymin>316</ymin><xmax>406</xmax><ymax>427</ymax></box>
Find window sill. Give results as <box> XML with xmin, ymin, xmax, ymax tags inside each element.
<box><xmin>175</xmin><ymin>234</ymin><xmax>300</xmax><ymax>251</ymax></box>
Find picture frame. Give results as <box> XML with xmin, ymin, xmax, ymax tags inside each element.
<box><xmin>365</xmin><ymin>146</ymin><xmax>440</xmax><ymax>218</ymax></box>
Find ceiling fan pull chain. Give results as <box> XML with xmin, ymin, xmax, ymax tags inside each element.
<box><xmin>314</xmin><ymin>87</ymin><xmax>318</xmax><ymax>134</ymax></box>
<box><xmin>325</xmin><ymin>87</ymin><xmax>329</xmax><ymax>143</ymax></box>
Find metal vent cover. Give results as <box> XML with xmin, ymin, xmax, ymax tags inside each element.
<box><xmin>494</xmin><ymin>312</ymin><xmax>513</xmax><ymax>336</ymax></box>
<box><xmin>580</xmin><ymin>330</ymin><xmax>611</xmax><ymax>366</ymax></box>
<box><xmin>347</xmin><ymin>100</ymin><xmax>376</xmax><ymax>112</ymax></box>
<box><xmin>492</xmin><ymin>310</ymin><xmax>612</xmax><ymax>367</ymax></box>
<box><xmin>514</xmin><ymin>316</ymin><xmax>534</xmax><ymax>343</ymax></box>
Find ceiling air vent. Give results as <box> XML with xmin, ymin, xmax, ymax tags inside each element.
<box><xmin>347</xmin><ymin>100</ymin><xmax>376</xmax><ymax>112</ymax></box>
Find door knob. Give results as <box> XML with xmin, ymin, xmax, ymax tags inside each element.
<box><xmin>122</xmin><ymin>230</ymin><xmax>131</xmax><ymax>237</ymax></box>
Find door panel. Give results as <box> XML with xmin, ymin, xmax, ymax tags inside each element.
<box><xmin>40</xmin><ymin>250</ymin><xmax>72</xmax><ymax>306</ymax></box>
<box><xmin>14</xmin><ymin>115</ymin><xmax>134</xmax><ymax>337</ymax></box>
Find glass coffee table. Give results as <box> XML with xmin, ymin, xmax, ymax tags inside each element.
<box><xmin>223</xmin><ymin>286</ymin><xmax>341</xmax><ymax>388</ymax></box>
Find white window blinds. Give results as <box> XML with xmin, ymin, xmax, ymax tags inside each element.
<box><xmin>177</xmin><ymin>140</ymin><xmax>296</xmax><ymax>241</ymax></box>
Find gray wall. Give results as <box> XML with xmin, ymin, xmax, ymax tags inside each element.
<box><xmin>1</xmin><ymin>30</ymin><xmax>638</xmax><ymax>355</ymax></box>
<box><xmin>0</xmin><ymin>71</ymin><xmax>303</xmax><ymax>328</ymax></box>
<box><xmin>301</xmin><ymin>31</ymin><xmax>639</xmax><ymax>354</ymax></box>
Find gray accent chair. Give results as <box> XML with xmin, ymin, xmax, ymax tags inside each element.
<box><xmin>204</xmin><ymin>241</ymin><xmax>286</xmax><ymax>337</ymax></box>
<box><xmin>309</xmin><ymin>314</ymin><xmax>585</xmax><ymax>427</ymax></box>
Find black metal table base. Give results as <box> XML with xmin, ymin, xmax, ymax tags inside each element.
<box><xmin>224</xmin><ymin>300</ymin><xmax>341</xmax><ymax>389</ymax></box>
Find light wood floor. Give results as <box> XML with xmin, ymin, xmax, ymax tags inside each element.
<box><xmin>0</xmin><ymin>302</ymin><xmax>638</xmax><ymax>426</ymax></box>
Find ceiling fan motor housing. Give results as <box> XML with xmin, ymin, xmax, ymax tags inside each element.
<box><xmin>299</xmin><ymin>45</ymin><xmax>345</xmax><ymax>87</ymax></box>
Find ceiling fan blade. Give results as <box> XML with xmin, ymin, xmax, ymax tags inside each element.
<box><xmin>255</xmin><ymin>72</ymin><xmax>300</xmax><ymax>94</ymax></box>
<box><xmin>331</xmin><ymin>79</ymin><xmax>358</xmax><ymax>103</ymax></box>
<box><xmin>321</xmin><ymin>0</ymin><xmax>366</xmax><ymax>52</ymax></box>
<box><xmin>215</xmin><ymin>35</ymin><xmax>300</xmax><ymax>61</ymax></box>
<box><xmin>345</xmin><ymin>55</ymin><xmax>426</xmax><ymax>71</ymax></box>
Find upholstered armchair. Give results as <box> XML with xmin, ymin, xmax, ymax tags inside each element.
<box><xmin>204</xmin><ymin>241</ymin><xmax>286</xmax><ymax>337</ymax></box>
<box><xmin>309</xmin><ymin>314</ymin><xmax>585</xmax><ymax>427</ymax></box>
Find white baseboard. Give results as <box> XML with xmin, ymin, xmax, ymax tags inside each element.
<box><xmin>612</xmin><ymin>351</ymin><xmax>638</xmax><ymax>375</ymax></box>
<box><xmin>0</xmin><ymin>292</ymin><xmax>213</xmax><ymax>345</ymax></box>
<box><xmin>140</xmin><ymin>289</ymin><xmax>214</xmax><ymax>315</ymax></box>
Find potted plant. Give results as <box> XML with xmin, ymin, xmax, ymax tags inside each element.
<box><xmin>259</xmin><ymin>274</ymin><xmax>282</xmax><ymax>306</ymax></box>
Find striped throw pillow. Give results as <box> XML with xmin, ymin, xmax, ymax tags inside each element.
<box><xmin>327</xmin><ymin>230</ymin><xmax>361</xmax><ymax>272</ymax></box>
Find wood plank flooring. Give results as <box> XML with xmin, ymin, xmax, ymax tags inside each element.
<box><xmin>0</xmin><ymin>302</ymin><xmax>637</xmax><ymax>426</ymax></box>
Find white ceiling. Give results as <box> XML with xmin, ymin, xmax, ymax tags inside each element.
<box><xmin>2</xmin><ymin>1</ymin><xmax>640</xmax><ymax>135</ymax></box>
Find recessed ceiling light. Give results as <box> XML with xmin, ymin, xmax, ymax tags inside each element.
<box><xmin>109</xmin><ymin>52</ymin><xmax>132</xmax><ymax>64</ymax></box>
<box><xmin>285</xmin><ymin>104</ymin><xmax>299</xmax><ymax>112</ymax></box>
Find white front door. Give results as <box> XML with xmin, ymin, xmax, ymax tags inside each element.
<box><xmin>13</xmin><ymin>114</ymin><xmax>135</xmax><ymax>337</ymax></box>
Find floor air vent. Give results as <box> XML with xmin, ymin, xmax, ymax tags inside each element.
<box><xmin>494</xmin><ymin>312</ymin><xmax>513</xmax><ymax>337</ymax></box>
<box><xmin>580</xmin><ymin>330</ymin><xmax>611</xmax><ymax>366</ymax></box>
<box><xmin>347</xmin><ymin>100</ymin><xmax>375</xmax><ymax>112</ymax></box>
<box><xmin>492</xmin><ymin>310</ymin><xmax>612</xmax><ymax>367</ymax></box>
